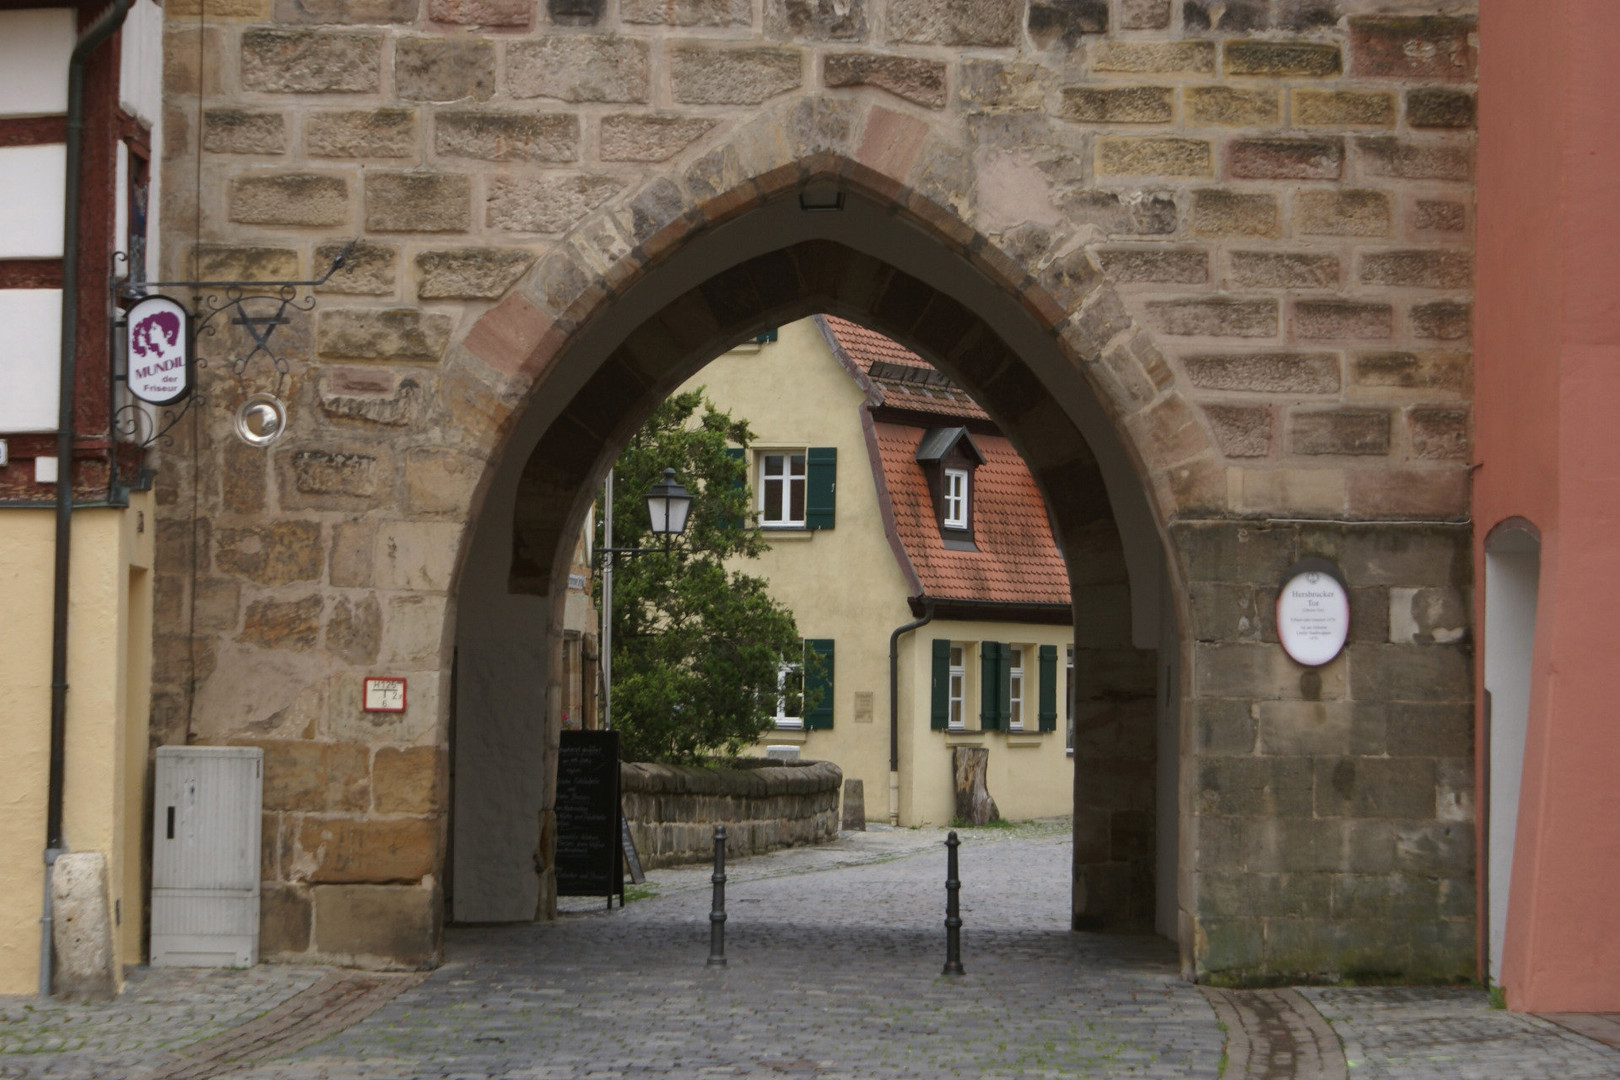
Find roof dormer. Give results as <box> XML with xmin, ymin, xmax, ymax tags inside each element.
<box><xmin>915</xmin><ymin>426</ymin><xmax>985</xmax><ymax>550</ymax></box>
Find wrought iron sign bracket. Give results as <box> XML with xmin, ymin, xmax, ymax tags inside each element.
<box><xmin>110</xmin><ymin>240</ymin><xmax>357</xmax><ymax>449</ymax></box>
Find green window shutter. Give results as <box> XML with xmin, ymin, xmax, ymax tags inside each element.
<box><xmin>930</xmin><ymin>639</ymin><xmax>951</xmax><ymax>730</ymax></box>
<box><xmin>996</xmin><ymin>644</ymin><xmax>1012</xmax><ymax>726</ymax></box>
<box><xmin>980</xmin><ymin>642</ymin><xmax>1003</xmax><ymax>731</ymax></box>
<box><xmin>804</xmin><ymin>638</ymin><xmax>835</xmax><ymax>729</ymax></box>
<box><xmin>720</xmin><ymin>447</ymin><xmax>746</xmax><ymax>529</ymax></box>
<box><xmin>1038</xmin><ymin>644</ymin><xmax>1058</xmax><ymax>732</ymax></box>
<box><xmin>805</xmin><ymin>447</ymin><xmax>837</xmax><ymax>530</ymax></box>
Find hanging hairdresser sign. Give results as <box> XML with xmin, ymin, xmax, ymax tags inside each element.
<box><xmin>1276</xmin><ymin>557</ymin><xmax>1350</xmax><ymax>667</ymax></box>
<box><xmin>126</xmin><ymin>295</ymin><xmax>192</xmax><ymax>406</ymax></box>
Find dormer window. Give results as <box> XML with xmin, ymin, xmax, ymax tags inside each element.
<box><xmin>915</xmin><ymin>427</ymin><xmax>985</xmax><ymax>548</ymax></box>
<box><xmin>943</xmin><ymin>469</ymin><xmax>969</xmax><ymax>529</ymax></box>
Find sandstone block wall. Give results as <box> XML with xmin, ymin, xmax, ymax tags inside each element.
<box><xmin>620</xmin><ymin>760</ymin><xmax>843</xmax><ymax>868</ymax></box>
<box><xmin>152</xmin><ymin>0</ymin><xmax>1478</xmax><ymax>979</ymax></box>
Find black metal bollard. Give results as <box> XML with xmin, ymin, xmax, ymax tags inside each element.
<box><xmin>943</xmin><ymin>830</ymin><xmax>964</xmax><ymax>976</ymax></box>
<box><xmin>707</xmin><ymin>824</ymin><xmax>728</xmax><ymax>967</ymax></box>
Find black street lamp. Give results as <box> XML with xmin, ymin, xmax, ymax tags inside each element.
<box><xmin>601</xmin><ymin>466</ymin><xmax>695</xmax><ymax>732</ymax></box>
<box><xmin>602</xmin><ymin>467</ymin><xmax>694</xmax><ymax>560</ymax></box>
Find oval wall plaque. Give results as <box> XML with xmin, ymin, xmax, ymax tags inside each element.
<box><xmin>126</xmin><ymin>295</ymin><xmax>192</xmax><ymax>406</ymax></box>
<box><xmin>1276</xmin><ymin>558</ymin><xmax>1350</xmax><ymax>667</ymax></box>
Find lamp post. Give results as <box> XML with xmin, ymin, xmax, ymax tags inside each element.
<box><xmin>600</xmin><ymin>467</ymin><xmax>694</xmax><ymax>730</ymax></box>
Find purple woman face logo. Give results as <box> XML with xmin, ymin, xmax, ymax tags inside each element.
<box><xmin>132</xmin><ymin>310</ymin><xmax>181</xmax><ymax>359</ymax></box>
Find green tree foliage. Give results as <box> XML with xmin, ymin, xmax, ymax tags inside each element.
<box><xmin>600</xmin><ymin>390</ymin><xmax>808</xmax><ymax>763</ymax></box>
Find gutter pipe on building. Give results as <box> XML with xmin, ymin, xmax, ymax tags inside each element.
<box><xmin>887</xmin><ymin>600</ymin><xmax>934</xmax><ymax>826</ymax></box>
<box><xmin>43</xmin><ymin>0</ymin><xmax>134</xmax><ymax>999</ymax></box>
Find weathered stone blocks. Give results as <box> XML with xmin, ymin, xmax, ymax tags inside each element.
<box><xmin>600</xmin><ymin>114</ymin><xmax>716</xmax><ymax>163</ymax></box>
<box><xmin>315</xmin><ymin>240</ymin><xmax>399</xmax><ymax>295</ymax></box>
<box><xmin>435</xmin><ymin>110</ymin><xmax>579</xmax><ymax>162</ymax></box>
<box><xmin>767</xmin><ymin>0</ymin><xmax>866</xmax><ymax>41</ymax></box>
<box><xmin>1295</xmin><ymin>189</ymin><xmax>1391</xmax><ymax>237</ymax></box>
<box><xmin>1293</xmin><ymin>90</ymin><xmax>1396</xmax><ymax>129</ymax></box>
<box><xmin>824</xmin><ymin>53</ymin><xmax>946</xmax><ymax>109</ymax></box>
<box><xmin>1228</xmin><ymin>137</ymin><xmax>1343</xmax><ymax>181</ymax></box>
<box><xmin>887</xmin><ymin>0</ymin><xmax>1021</xmax><ymax>47</ymax></box>
<box><xmin>1223</xmin><ymin>40</ymin><xmax>1341</xmax><ymax>78</ymax></box>
<box><xmin>1349</xmin><ymin>16</ymin><xmax>1476</xmax><ymax>81</ymax></box>
<box><xmin>273</xmin><ymin>0</ymin><xmax>418</xmax><ymax>22</ymax></box>
<box><xmin>1205</xmin><ymin>405</ymin><xmax>1272</xmax><ymax>458</ymax></box>
<box><xmin>1060</xmin><ymin>86</ymin><xmax>1173</xmax><ymax>124</ymax></box>
<box><xmin>1290</xmin><ymin>409</ymin><xmax>1392</xmax><ymax>456</ymax></box>
<box><xmin>312</xmin><ymin>883</ymin><xmax>439</xmax><ymax>967</ymax></box>
<box><xmin>216</xmin><ymin>521</ymin><xmax>324</xmax><ymax>585</ymax></box>
<box><xmin>1147</xmin><ymin>298</ymin><xmax>1277</xmax><ymax>338</ymax></box>
<box><xmin>671</xmin><ymin>46</ymin><xmax>803</xmax><ymax>105</ymax></box>
<box><xmin>1294</xmin><ymin>300</ymin><xmax>1393</xmax><ymax>341</ymax></box>
<box><xmin>364</xmin><ymin>172</ymin><xmax>471</xmax><ymax>232</ymax></box>
<box><xmin>395</xmin><ymin>36</ymin><xmax>494</xmax><ymax>102</ymax></box>
<box><xmin>426</xmin><ymin>0</ymin><xmax>531</xmax><ymax>25</ymax></box>
<box><xmin>1231</xmin><ymin>252</ymin><xmax>1339</xmax><ymax>289</ymax></box>
<box><xmin>1097</xmin><ymin>136</ymin><xmax>1212</xmax><ymax>177</ymax></box>
<box><xmin>486</xmin><ymin>174</ymin><xmax>625</xmax><ymax>234</ymax></box>
<box><xmin>1360</xmin><ymin>250</ymin><xmax>1472</xmax><ymax>289</ymax></box>
<box><xmin>414</xmin><ymin>248</ymin><xmax>534</xmax><ymax>300</ymax></box>
<box><xmin>295</xmin><ymin>817</ymin><xmax>438</xmax><ymax>883</ymax></box>
<box><xmin>1185</xmin><ymin>86</ymin><xmax>1278</xmax><ymax>127</ymax></box>
<box><xmin>190</xmin><ymin>244</ymin><xmax>300</xmax><ymax>282</ymax></box>
<box><xmin>507</xmin><ymin>36</ymin><xmax>649</xmax><ymax>103</ymax></box>
<box><xmin>238</xmin><ymin>594</ymin><xmax>324</xmax><ymax>649</ymax></box>
<box><xmin>305</xmin><ymin>109</ymin><xmax>417</xmax><ymax>159</ymax></box>
<box><xmin>1093</xmin><ymin>40</ymin><xmax>1214</xmax><ymax>74</ymax></box>
<box><xmin>1095</xmin><ymin>247</ymin><xmax>1208</xmax><ymax>285</ymax></box>
<box><xmin>1191</xmin><ymin>190</ymin><xmax>1279</xmax><ymax>238</ymax></box>
<box><xmin>1026</xmin><ymin>0</ymin><xmax>1108</xmax><ymax>50</ymax></box>
<box><xmin>203</xmin><ymin>110</ymin><xmax>286</xmax><ymax>155</ymax></box>
<box><xmin>622</xmin><ymin>0</ymin><xmax>747</xmax><ymax>25</ymax></box>
<box><xmin>317</xmin><ymin>309</ymin><xmax>454</xmax><ymax>362</ymax></box>
<box><xmin>1186</xmin><ymin>353</ymin><xmax>1340</xmax><ymax>394</ymax></box>
<box><xmin>1407</xmin><ymin>89</ymin><xmax>1475</xmax><ymax>130</ymax></box>
<box><xmin>230</xmin><ymin>173</ymin><xmax>350</xmax><ymax>226</ymax></box>
<box><xmin>240</xmin><ymin>29</ymin><xmax>381</xmax><ymax>93</ymax></box>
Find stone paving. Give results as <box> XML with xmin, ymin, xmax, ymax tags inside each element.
<box><xmin>2</xmin><ymin>823</ymin><xmax>1619</xmax><ymax>1079</ymax></box>
<box><xmin>1300</xmin><ymin>986</ymin><xmax>1620</xmax><ymax>1080</ymax></box>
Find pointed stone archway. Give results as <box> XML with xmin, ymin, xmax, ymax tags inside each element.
<box><xmin>157</xmin><ymin>13</ymin><xmax>1478</xmax><ymax>984</ymax></box>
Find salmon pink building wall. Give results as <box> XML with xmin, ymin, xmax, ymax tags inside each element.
<box><xmin>1475</xmin><ymin>0</ymin><xmax>1620</xmax><ymax>1012</ymax></box>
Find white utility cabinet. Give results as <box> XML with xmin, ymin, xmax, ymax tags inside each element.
<box><xmin>150</xmin><ymin>746</ymin><xmax>262</xmax><ymax>967</ymax></box>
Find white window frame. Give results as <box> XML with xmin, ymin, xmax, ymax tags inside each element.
<box><xmin>948</xmin><ymin>643</ymin><xmax>966</xmax><ymax>730</ymax></box>
<box><xmin>943</xmin><ymin>468</ymin><xmax>969</xmax><ymax>529</ymax></box>
<box><xmin>1007</xmin><ymin>645</ymin><xmax>1025</xmax><ymax>730</ymax></box>
<box><xmin>759</xmin><ymin>450</ymin><xmax>807</xmax><ymax>528</ymax></box>
<box><xmin>1065</xmin><ymin>645</ymin><xmax>1074</xmax><ymax>753</ymax></box>
<box><xmin>771</xmin><ymin>659</ymin><xmax>804</xmax><ymax>729</ymax></box>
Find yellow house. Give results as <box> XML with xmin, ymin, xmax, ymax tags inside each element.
<box><xmin>677</xmin><ymin>316</ymin><xmax>1076</xmax><ymax>827</ymax></box>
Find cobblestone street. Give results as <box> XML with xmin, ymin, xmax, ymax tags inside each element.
<box><xmin>2</xmin><ymin>823</ymin><xmax>1617</xmax><ymax>1079</ymax></box>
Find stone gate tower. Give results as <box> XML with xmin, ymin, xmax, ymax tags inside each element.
<box><xmin>155</xmin><ymin>0</ymin><xmax>1477</xmax><ymax>981</ymax></box>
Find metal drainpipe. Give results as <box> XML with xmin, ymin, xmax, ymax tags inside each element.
<box><xmin>42</xmin><ymin>0</ymin><xmax>134</xmax><ymax>999</ymax></box>
<box><xmin>887</xmin><ymin>600</ymin><xmax>934</xmax><ymax>827</ymax></box>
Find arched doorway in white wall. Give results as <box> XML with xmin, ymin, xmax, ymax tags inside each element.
<box><xmin>1483</xmin><ymin>519</ymin><xmax>1541</xmax><ymax>983</ymax></box>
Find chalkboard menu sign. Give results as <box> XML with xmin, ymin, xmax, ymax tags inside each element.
<box><xmin>555</xmin><ymin>730</ymin><xmax>621</xmax><ymax>900</ymax></box>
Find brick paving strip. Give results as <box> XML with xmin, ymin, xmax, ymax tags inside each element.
<box><xmin>132</xmin><ymin>971</ymin><xmax>426</xmax><ymax>1080</ymax></box>
<box><xmin>1202</xmin><ymin>987</ymin><xmax>1348</xmax><ymax>1080</ymax></box>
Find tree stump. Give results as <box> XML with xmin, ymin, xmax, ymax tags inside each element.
<box><xmin>952</xmin><ymin>746</ymin><xmax>1000</xmax><ymax>826</ymax></box>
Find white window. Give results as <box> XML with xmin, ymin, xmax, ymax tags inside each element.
<box><xmin>943</xmin><ymin>468</ymin><xmax>969</xmax><ymax>528</ymax></box>
<box><xmin>1065</xmin><ymin>645</ymin><xmax>1074</xmax><ymax>752</ymax></box>
<box><xmin>771</xmin><ymin>660</ymin><xmax>804</xmax><ymax>728</ymax></box>
<box><xmin>948</xmin><ymin>644</ymin><xmax>966</xmax><ymax>729</ymax></box>
<box><xmin>759</xmin><ymin>452</ymin><xmax>806</xmax><ymax>527</ymax></box>
<box><xmin>1007</xmin><ymin>646</ymin><xmax>1025</xmax><ymax>730</ymax></box>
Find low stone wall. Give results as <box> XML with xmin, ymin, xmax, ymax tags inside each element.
<box><xmin>620</xmin><ymin>759</ymin><xmax>842</xmax><ymax>869</ymax></box>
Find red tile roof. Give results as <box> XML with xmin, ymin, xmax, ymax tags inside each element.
<box><xmin>821</xmin><ymin>315</ymin><xmax>989</xmax><ymax>422</ymax></box>
<box><xmin>869</xmin><ymin>423</ymin><xmax>1070</xmax><ymax>607</ymax></box>
<box><xmin>818</xmin><ymin>314</ymin><xmax>1070</xmax><ymax>608</ymax></box>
